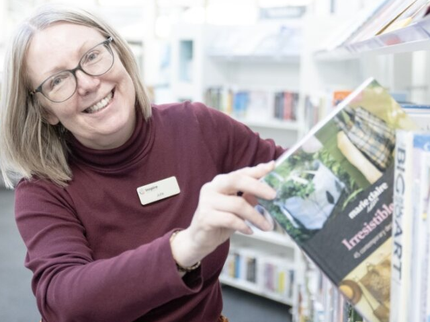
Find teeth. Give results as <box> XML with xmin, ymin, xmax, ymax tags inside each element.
<box><xmin>85</xmin><ymin>92</ymin><xmax>113</xmax><ymax>113</ymax></box>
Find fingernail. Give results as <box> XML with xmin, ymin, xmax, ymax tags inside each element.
<box><xmin>263</xmin><ymin>221</ymin><xmax>272</xmax><ymax>231</ymax></box>
<box><xmin>269</xmin><ymin>189</ymin><xmax>277</xmax><ymax>199</ymax></box>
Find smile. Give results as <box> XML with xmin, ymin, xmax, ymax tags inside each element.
<box><xmin>84</xmin><ymin>91</ymin><xmax>113</xmax><ymax>114</ymax></box>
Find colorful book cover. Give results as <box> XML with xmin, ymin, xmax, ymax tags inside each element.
<box><xmin>257</xmin><ymin>78</ymin><xmax>417</xmax><ymax>322</ymax></box>
<box><xmin>333</xmin><ymin>90</ymin><xmax>353</xmax><ymax>106</ymax></box>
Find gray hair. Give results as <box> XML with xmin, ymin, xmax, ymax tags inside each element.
<box><xmin>0</xmin><ymin>4</ymin><xmax>152</xmax><ymax>188</ymax></box>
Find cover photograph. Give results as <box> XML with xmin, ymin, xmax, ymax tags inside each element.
<box><xmin>258</xmin><ymin>78</ymin><xmax>417</xmax><ymax>322</ymax></box>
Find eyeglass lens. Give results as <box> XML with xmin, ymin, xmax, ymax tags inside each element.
<box><xmin>41</xmin><ymin>41</ymin><xmax>113</xmax><ymax>103</ymax></box>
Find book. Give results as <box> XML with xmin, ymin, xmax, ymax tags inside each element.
<box><xmin>424</xmin><ymin>163</ymin><xmax>430</xmax><ymax>322</ymax></box>
<box><xmin>401</xmin><ymin>104</ymin><xmax>430</xmax><ymax>131</ymax></box>
<box><xmin>320</xmin><ymin>0</ymin><xmax>391</xmax><ymax>51</ymax></box>
<box><xmin>412</xmin><ymin>150</ymin><xmax>430</xmax><ymax>322</ymax></box>
<box><xmin>390</xmin><ymin>131</ymin><xmax>430</xmax><ymax>322</ymax></box>
<box><xmin>379</xmin><ymin>0</ymin><xmax>430</xmax><ymax>34</ymax></box>
<box><xmin>257</xmin><ymin>78</ymin><xmax>417</xmax><ymax>322</ymax></box>
<box><xmin>348</xmin><ymin>0</ymin><xmax>417</xmax><ymax>44</ymax></box>
<box><xmin>333</xmin><ymin>90</ymin><xmax>352</xmax><ymax>106</ymax></box>
<box><xmin>375</xmin><ymin>0</ymin><xmax>418</xmax><ymax>35</ymax></box>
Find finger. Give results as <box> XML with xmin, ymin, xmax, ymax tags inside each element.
<box><xmin>242</xmin><ymin>194</ymin><xmax>275</xmax><ymax>231</ymax></box>
<box><xmin>210</xmin><ymin>165</ymin><xmax>277</xmax><ymax>199</ymax></box>
<box><xmin>201</xmin><ymin>209</ymin><xmax>253</xmax><ymax>235</ymax></box>
<box><xmin>234</xmin><ymin>161</ymin><xmax>276</xmax><ymax>179</ymax></box>
<box><xmin>209</xmin><ymin>194</ymin><xmax>272</xmax><ymax>231</ymax></box>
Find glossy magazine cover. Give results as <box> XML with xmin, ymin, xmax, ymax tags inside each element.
<box><xmin>258</xmin><ymin>78</ymin><xmax>417</xmax><ymax>322</ymax></box>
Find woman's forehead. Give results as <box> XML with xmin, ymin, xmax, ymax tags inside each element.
<box><xmin>31</xmin><ymin>22</ymin><xmax>104</xmax><ymax>54</ymax></box>
<box><xmin>26</xmin><ymin>23</ymin><xmax>105</xmax><ymax>82</ymax></box>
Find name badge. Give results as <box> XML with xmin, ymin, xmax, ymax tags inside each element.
<box><xmin>137</xmin><ymin>176</ymin><xmax>180</xmax><ymax>205</ymax></box>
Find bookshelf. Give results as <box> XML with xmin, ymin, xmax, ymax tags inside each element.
<box><xmin>315</xmin><ymin>15</ymin><xmax>430</xmax><ymax>61</ymax></box>
<box><xmin>293</xmin><ymin>3</ymin><xmax>430</xmax><ymax>322</ymax></box>
<box><xmin>220</xmin><ymin>228</ymin><xmax>299</xmax><ymax>306</ymax></box>
<box><xmin>219</xmin><ymin>275</ymin><xmax>293</xmax><ymax>305</ymax></box>
<box><xmin>165</xmin><ymin>13</ymin><xmax>363</xmax><ymax>315</ymax></box>
<box><xmin>169</xmin><ymin>22</ymin><xmax>305</xmax><ymax>148</ymax></box>
<box><xmin>149</xmin><ymin>1</ymin><xmax>430</xmax><ymax>320</ymax></box>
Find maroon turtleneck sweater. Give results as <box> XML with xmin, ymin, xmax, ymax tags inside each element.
<box><xmin>15</xmin><ymin>101</ymin><xmax>285</xmax><ymax>322</ymax></box>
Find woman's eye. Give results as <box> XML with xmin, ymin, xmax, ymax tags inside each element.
<box><xmin>85</xmin><ymin>52</ymin><xmax>99</xmax><ymax>63</ymax></box>
<box><xmin>47</xmin><ymin>73</ymin><xmax>69</xmax><ymax>91</ymax></box>
<box><xmin>51</xmin><ymin>77</ymin><xmax>63</xmax><ymax>88</ymax></box>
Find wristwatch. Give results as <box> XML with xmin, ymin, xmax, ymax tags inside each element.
<box><xmin>170</xmin><ymin>230</ymin><xmax>201</xmax><ymax>273</ymax></box>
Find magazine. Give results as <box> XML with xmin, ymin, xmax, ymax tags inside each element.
<box><xmin>258</xmin><ymin>78</ymin><xmax>417</xmax><ymax>322</ymax></box>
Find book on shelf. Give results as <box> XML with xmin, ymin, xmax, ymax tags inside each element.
<box><xmin>295</xmin><ymin>255</ymin><xmax>367</xmax><ymax>322</ymax></box>
<box><xmin>390</xmin><ymin>131</ymin><xmax>430</xmax><ymax>322</ymax></box>
<box><xmin>221</xmin><ymin>246</ymin><xmax>295</xmax><ymax>302</ymax></box>
<box><xmin>304</xmin><ymin>89</ymin><xmax>352</xmax><ymax>129</ymax></box>
<box><xmin>205</xmin><ymin>86</ymin><xmax>299</xmax><ymax>123</ymax></box>
<box><xmin>320</xmin><ymin>0</ymin><xmax>391</xmax><ymax>51</ymax></box>
<box><xmin>257</xmin><ymin>77</ymin><xmax>417</xmax><ymax>322</ymax></box>
<box><xmin>321</xmin><ymin>0</ymin><xmax>418</xmax><ymax>52</ymax></box>
<box><xmin>412</xmin><ymin>145</ymin><xmax>430</xmax><ymax>322</ymax></box>
<box><xmin>379</xmin><ymin>0</ymin><xmax>430</xmax><ymax>34</ymax></box>
<box><xmin>424</xmin><ymin>167</ymin><xmax>430</xmax><ymax>322</ymax></box>
<box><xmin>374</xmin><ymin>0</ymin><xmax>419</xmax><ymax>35</ymax></box>
<box><xmin>348</xmin><ymin>0</ymin><xmax>417</xmax><ymax>44</ymax></box>
<box><xmin>401</xmin><ymin>104</ymin><xmax>430</xmax><ymax>131</ymax></box>
<box><xmin>333</xmin><ymin>90</ymin><xmax>353</xmax><ymax>106</ymax></box>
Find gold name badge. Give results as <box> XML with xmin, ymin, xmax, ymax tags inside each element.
<box><xmin>137</xmin><ymin>176</ymin><xmax>180</xmax><ymax>206</ymax></box>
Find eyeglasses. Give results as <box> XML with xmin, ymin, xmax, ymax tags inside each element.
<box><xmin>30</xmin><ymin>36</ymin><xmax>114</xmax><ymax>103</ymax></box>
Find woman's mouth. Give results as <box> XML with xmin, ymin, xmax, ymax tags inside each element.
<box><xmin>84</xmin><ymin>91</ymin><xmax>114</xmax><ymax>114</ymax></box>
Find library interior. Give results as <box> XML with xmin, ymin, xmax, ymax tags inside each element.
<box><xmin>1</xmin><ymin>0</ymin><xmax>430</xmax><ymax>322</ymax></box>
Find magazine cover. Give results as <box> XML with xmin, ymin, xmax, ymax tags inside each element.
<box><xmin>258</xmin><ymin>78</ymin><xmax>417</xmax><ymax>322</ymax></box>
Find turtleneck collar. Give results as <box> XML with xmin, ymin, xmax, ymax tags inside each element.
<box><xmin>68</xmin><ymin>108</ymin><xmax>153</xmax><ymax>170</ymax></box>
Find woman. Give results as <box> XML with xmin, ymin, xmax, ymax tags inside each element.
<box><xmin>0</xmin><ymin>4</ymin><xmax>284</xmax><ymax>322</ymax></box>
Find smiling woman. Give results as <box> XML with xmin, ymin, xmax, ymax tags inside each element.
<box><xmin>1</xmin><ymin>4</ymin><xmax>151</xmax><ymax>186</ymax></box>
<box><xmin>0</xmin><ymin>4</ymin><xmax>284</xmax><ymax>322</ymax></box>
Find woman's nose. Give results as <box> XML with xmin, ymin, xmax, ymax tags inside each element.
<box><xmin>75</xmin><ymin>70</ymin><xmax>100</xmax><ymax>95</ymax></box>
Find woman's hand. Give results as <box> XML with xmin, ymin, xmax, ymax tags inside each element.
<box><xmin>170</xmin><ymin>162</ymin><xmax>277</xmax><ymax>269</ymax></box>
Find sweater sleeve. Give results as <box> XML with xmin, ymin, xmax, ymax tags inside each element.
<box><xmin>15</xmin><ymin>179</ymin><xmax>202</xmax><ymax>322</ymax></box>
<box><xmin>189</xmin><ymin>101</ymin><xmax>286</xmax><ymax>172</ymax></box>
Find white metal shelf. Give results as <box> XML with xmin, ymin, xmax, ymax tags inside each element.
<box><xmin>220</xmin><ymin>275</ymin><xmax>293</xmax><ymax>306</ymax></box>
<box><xmin>236</xmin><ymin>118</ymin><xmax>302</xmax><ymax>131</ymax></box>
<box><xmin>234</xmin><ymin>230</ymin><xmax>296</xmax><ymax>248</ymax></box>
<box><xmin>314</xmin><ymin>15</ymin><xmax>430</xmax><ymax>61</ymax></box>
<box><xmin>208</xmin><ymin>53</ymin><xmax>301</xmax><ymax>64</ymax></box>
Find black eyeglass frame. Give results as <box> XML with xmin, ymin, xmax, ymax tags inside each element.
<box><xmin>29</xmin><ymin>36</ymin><xmax>114</xmax><ymax>103</ymax></box>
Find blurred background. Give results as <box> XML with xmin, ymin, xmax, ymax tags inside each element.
<box><xmin>1</xmin><ymin>0</ymin><xmax>418</xmax><ymax>321</ymax></box>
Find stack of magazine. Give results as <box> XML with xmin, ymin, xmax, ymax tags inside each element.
<box><xmin>323</xmin><ymin>0</ymin><xmax>430</xmax><ymax>52</ymax></box>
<box><xmin>257</xmin><ymin>78</ymin><xmax>420</xmax><ymax>322</ymax></box>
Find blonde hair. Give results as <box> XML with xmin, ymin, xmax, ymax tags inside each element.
<box><xmin>0</xmin><ymin>4</ymin><xmax>152</xmax><ymax>188</ymax></box>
